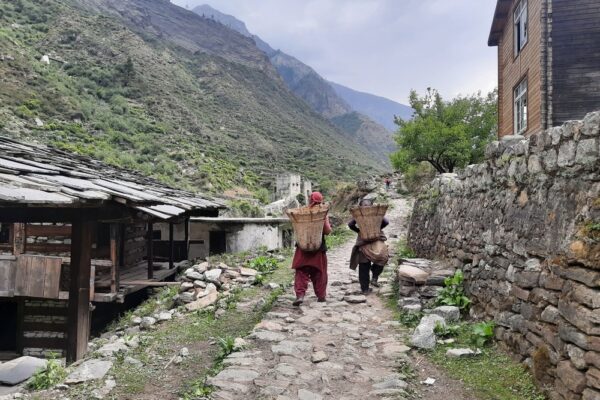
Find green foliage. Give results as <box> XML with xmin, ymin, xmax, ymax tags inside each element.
<box><xmin>471</xmin><ymin>321</ymin><xmax>495</xmax><ymax>347</ymax></box>
<box><xmin>326</xmin><ymin>226</ymin><xmax>354</xmax><ymax>249</ymax></box>
<box><xmin>398</xmin><ymin>311</ymin><xmax>423</xmax><ymax>328</ymax></box>
<box><xmin>402</xmin><ymin>162</ymin><xmax>436</xmax><ymax>193</ymax></box>
<box><xmin>435</xmin><ymin>270</ymin><xmax>471</xmax><ymax>310</ymax></box>
<box><xmin>216</xmin><ymin>336</ymin><xmax>236</xmax><ymax>360</ymax></box>
<box><xmin>395</xmin><ymin>240</ymin><xmax>416</xmax><ymax>258</ymax></box>
<box><xmin>434</xmin><ymin>321</ymin><xmax>461</xmax><ymax>338</ymax></box>
<box><xmin>254</xmin><ymin>188</ymin><xmax>271</xmax><ymax>205</ymax></box>
<box><xmin>253</xmin><ymin>274</ymin><xmax>266</xmax><ymax>286</ymax></box>
<box><xmin>226</xmin><ymin>200</ymin><xmax>264</xmax><ymax>218</ymax></box>
<box><xmin>247</xmin><ymin>255</ymin><xmax>278</xmax><ymax>273</ymax></box>
<box><xmin>391</xmin><ymin>88</ymin><xmax>497</xmax><ymax>173</ymax></box>
<box><xmin>27</xmin><ymin>354</ymin><xmax>67</xmax><ymax>390</ymax></box>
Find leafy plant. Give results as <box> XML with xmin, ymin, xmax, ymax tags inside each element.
<box><xmin>398</xmin><ymin>311</ymin><xmax>423</xmax><ymax>328</ymax></box>
<box><xmin>216</xmin><ymin>336</ymin><xmax>236</xmax><ymax>360</ymax></box>
<box><xmin>396</xmin><ymin>240</ymin><xmax>416</xmax><ymax>258</ymax></box>
<box><xmin>27</xmin><ymin>353</ymin><xmax>67</xmax><ymax>390</ymax></box>
<box><xmin>435</xmin><ymin>270</ymin><xmax>471</xmax><ymax>310</ymax></box>
<box><xmin>253</xmin><ymin>274</ymin><xmax>266</xmax><ymax>286</ymax></box>
<box><xmin>247</xmin><ymin>256</ymin><xmax>278</xmax><ymax>273</ymax></box>
<box><xmin>470</xmin><ymin>321</ymin><xmax>495</xmax><ymax>347</ymax></box>
<box><xmin>434</xmin><ymin>321</ymin><xmax>461</xmax><ymax>338</ymax></box>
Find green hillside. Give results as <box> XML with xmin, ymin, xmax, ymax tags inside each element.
<box><xmin>0</xmin><ymin>0</ymin><xmax>383</xmax><ymax>194</ymax></box>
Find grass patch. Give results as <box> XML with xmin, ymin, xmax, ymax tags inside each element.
<box><xmin>395</xmin><ymin>239</ymin><xmax>416</xmax><ymax>258</ymax></box>
<box><xmin>327</xmin><ymin>225</ymin><xmax>354</xmax><ymax>249</ymax></box>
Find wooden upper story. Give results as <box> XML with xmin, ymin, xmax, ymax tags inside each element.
<box><xmin>489</xmin><ymin>0</ymin><xmax>600</xmax><ymax>138</ymax></box>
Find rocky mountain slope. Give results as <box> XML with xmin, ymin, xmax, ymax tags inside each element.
<box><xmin>330</xmin><ymin>82</ymin><xmax>414</xmax><ymax>131</ymax></box>
<box><xmin>0</xmin><ymin>0</ymin><xmax>383</xmax><ymax>194</ymax></box>
<box><xmin>193</xmin><ymin>4</ymin><xmax>398</xmax><ymax>163</ymax></box>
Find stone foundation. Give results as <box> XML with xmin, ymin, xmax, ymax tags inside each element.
<box><xmin>408</xmin><ymin>111</ymin><xmax>600</xmax><ymax>399</ymax></box>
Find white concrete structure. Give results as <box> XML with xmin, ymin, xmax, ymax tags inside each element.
<box><xmin>275</xmin><ymin>173</ymin><xmax>312</xmax><ymax>204</ymax></box>
<box><xmin>188</xmin><ymin>217</ymin><xmax>291</xmax><ymax>260</ymax></box>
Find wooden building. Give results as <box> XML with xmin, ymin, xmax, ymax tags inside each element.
<box><xmin>0</xmin><ymin>137</ymin><xmax>223</xmax><ymax>362</ymax></box>
<box><xmin>488</xmin><ymin>0</ymin><xmax>600</xmax><ymax>137</ymax></box>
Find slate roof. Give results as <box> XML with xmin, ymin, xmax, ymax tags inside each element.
<box><xmin>0</xmin><ymin>136</ymin><xmax>224</xmax><ymax>219</ymax></box>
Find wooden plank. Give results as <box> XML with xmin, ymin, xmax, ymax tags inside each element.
<box><xmin>109</xmin><ymin>224</ymin><xmax>119</xmax><ymax>293</ymax></box>
<box><xmin>13</xmin><ymin>223</ymin><xmax>24</xmax><ymax>255</ymax></box>
<box><xmin>28</xmin><ymin>257</ymin><xmax>47</xmax><ymax>297</ymax></box>
<box><xmin>25</xmin><ymin>243</ymin><xmax>72</xmax><ymax>253</ymax></box>
<box><xmin>169</xmin><ymin>222</ymin><xmax>174</xmax><ymax>269</ymax></box>
<box><xmin>0</xmin><ymin>259</ymin><xmax>16</xmax><ymax>295</ymax></box>
<box><xmin>184</xmin><ymin>218</ymin><xmax>189</xmax><ymax>260</ymax></box>
<box><xmin>118</xmin><ymin>280</ymin><xmax>180</xmax><ymax>286</ymax></box>
<box><xmin>14</xmin><ymin>256</ymin><xmax>29</xmax><ymax>297</ymax></box>
<box><xmin>22</xmin><ymin>337</ymin><xmax>66</xmax><ymax>349</ymax></box>
<box><xmin>22</xmin><ymin>306</ymin><xmax>67</xmax><ymax>316</ymax></box>
<box><xmin>22</xmin><ymin>322</ymin><xmax>66</xmax><ymax>333</ymax></box>
<box><xmin>66</xmin><ymin>216</ymin><xmax>94</xmax><ymax>363</ymax></box>
<box><xmin>43</xmin><ymin>258</ymin><xmax>61</xmax><ymax>299</ymax></box>
<box><xmin>147</xmin><ymin>222</ymin><xmax>153</xmax><ymax>279</ymax></box>
<box><xmin>26</xmin><ymin>224</ymin><xmax>71</xmax><ymax>237</ymax></box>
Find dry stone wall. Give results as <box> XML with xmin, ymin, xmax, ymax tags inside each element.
<box><xmin>408</xmin><ymin>111</ymin><xmax>600</xmax><ymax>400</ymax></box>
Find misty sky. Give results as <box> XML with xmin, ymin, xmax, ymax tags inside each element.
<box><xmin>170</xmin><ymin>0</ymin><xmax>498</xmax><ymax>105</ymax></box>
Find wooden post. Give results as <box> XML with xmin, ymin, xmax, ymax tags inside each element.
<box><xmin>147</xmin><ymin>222</ymin><xmax>153</xmax><ymax>279</ymax></box>
<box><xmin>109</xmin><ymin>224</ymin><xmax>120</xmax><ymax>294</ymax></box>
<box><xmin>184</xmin><ymin>218</ymin><xmax>189</xmax><ymax>260</ymax></box>
<box><xmin>66</xmin><ymin>216</ymin><xmax>94</xmax><ymax>363</ymax></box>
<box><xmin>13</xmin><ymin>223</ymin><xmax>25</xmax><ymax>255</ymax></box>
<box><xmin>16</xmin><ymin>299</ymin><xmax>24</xmax><ymax>355</ymax></box>
<box><xmin>169</xmin><ymin>222</ymin><xmax>174</xmax><ymax>269</ymax></box>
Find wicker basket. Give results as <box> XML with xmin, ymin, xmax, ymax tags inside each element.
<box><xmin>286</xmin><ymin>205</ymin><xmax>329</xmax><ymax>252</ymax></box>
<box><xmin>350</xmin><ymin>204</ymin><xmax>389</xmax><ymax>240</ymax></box>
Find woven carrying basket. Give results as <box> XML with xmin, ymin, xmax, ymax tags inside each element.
<box><xmin>350</xmin><ymin>204</ymin><xmax>389</xmax><ymax>240</ymax></box>
<box><xmin>286</xmin><ymin>205</ymin><xmax>329</xmax><ymax>252</ymax></box>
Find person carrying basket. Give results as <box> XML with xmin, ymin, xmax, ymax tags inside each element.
<box><xmin>290</xmin><ymin>192</ymin><xmax>332</xmax><ymax>306</ymax></box>
<box><xmin>348</xmin><ymin>198</ymin><xmax>390</xmax><ymax>294</ymax></box>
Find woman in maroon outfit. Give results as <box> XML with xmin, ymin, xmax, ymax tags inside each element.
<box><xmin>291</xmin><ymin>192</ymin><xmax>332</xmax><ymax>306</ymax></box>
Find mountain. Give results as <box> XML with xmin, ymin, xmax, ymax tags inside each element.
<box><xmin>0</xmin><ymin>0</ymin><xmax>383</xmax><ymax>194</ymax></box>
<box><xmin>329</xmin><ymin>82</ymin><xmax>414</xmax><ymax>131</ymax></box>
<box><xmin>192</xmin><ymin>4</ymin><xmax>397</xmax><ymax>162</ymax></box>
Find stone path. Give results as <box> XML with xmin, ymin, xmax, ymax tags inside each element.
<box><xmin>208</xmin><ymin>198</ymin><xmax>418</xmax><ymax>400</ymax></box>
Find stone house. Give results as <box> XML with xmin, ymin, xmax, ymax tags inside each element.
<box><xmin>274</xmin><ymin>173</ymin><xmax>312</xmax><ymax>204</ymax></box>
<box><xmin>489</xmin><ymin>0</ymin><xmax>600</xmax><ymax>137</ymax></box>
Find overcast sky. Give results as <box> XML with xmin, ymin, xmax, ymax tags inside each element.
<box><xmin>170</xmin><ymin>0</ymin><xmax>498</xmax><ymax>105</ymax></box>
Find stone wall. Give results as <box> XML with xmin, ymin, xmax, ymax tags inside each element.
<box><xmin>408</xmin><ymin>111</ymin><xmax>600</xmax><ymax>400</ymax></box>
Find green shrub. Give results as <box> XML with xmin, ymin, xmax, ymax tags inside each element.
<box><xmin>247</xmin><ymin>256</ymin><xmax>278</xmax><ymax>273</ymax></box>
<box><xmin>396</xmin><ymin>240</ymin><xmax>416</xmax><ymax>258</ymax></box>
<box><xmin>434</xmin><ymin>321</ymin><xmax>461</xmax><ymax>338</ymax></box>
<box><xmin>435</xmin><ymin>270</ymin><xmax>471</xmax><ymax>310</ymax></box>
<box><xmin>27</xmin><ymin>354</ymin><xmax>66</xmax><ymax>390</ymax></box>
<box><xmin>216</xmin><ymin>336</ymin><xmax>235</xmax><ymax>360</ymax></box>
<box><xmin>470</xmin><ymin>321</ymin><xmax>495</xmax><ymax>347</ymax></box>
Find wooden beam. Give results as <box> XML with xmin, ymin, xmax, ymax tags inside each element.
<box><xmin>119</xmin><ymin>280</ymin><xmax>180</xmax><ymax>286</ymax></box>
<box><xmin>147</xmin><ymin>222</ymin><xmax>153</xmax><ymax>279</ymax></box>
<box><xmin>169</xmin><ymin>222</ymin><xmax>174</xmax><ymax>269</ymax></box>
<box><xmin>66</xmin><ymin>215</ymin><xmax>94</xmax><ymax>363</ymax></box>
<box><xmin>13</xmin><ymin>223</ymin><xmax>24</xmax><ymax>255</ymax></box>
<box><xmin>184</xmin><ymin>218</ymin><xmax>189</xmax><ymax>260</ymax></box>
<box><xmin>0</xmin><ymin>206</ymin><xmax>131</xmax><ymax>223</ymax></box>
<box><xmin>109</xmin><ymin>224</ymin><xmax>120</xmax><ymax>294</ymax></box>
<box><xmin>16</xmin><ymin>299</ymin><xmax>24</xmax><ymax>354</ymax></box>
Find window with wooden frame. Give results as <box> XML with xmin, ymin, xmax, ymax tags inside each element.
<box><xmin>514</xmin><ymin>0</ymin><xmax>528</xmax><ymax>56</ymax></box>
<box><xmin>514</xmin><ymin>78</ymin><xmax>528</xmax><ymax>134</ymax></box>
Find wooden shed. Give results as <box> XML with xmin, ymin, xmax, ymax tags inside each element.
<box><xmin>0</xmin><ymin>137</ymin><xmax>223</xmax><ymax>362</ymax></box>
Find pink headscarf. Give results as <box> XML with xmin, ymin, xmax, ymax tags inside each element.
<box><xmin>309</xmin><ymin>191</ymin><xmax>324</xmax><ymax>206</ymax></box>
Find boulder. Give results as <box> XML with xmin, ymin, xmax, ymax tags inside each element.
<box><xmin>397</xmin><ymin>265</ymin><xmax>429</xmax><ymax>285</ymax></box>
<box><xmin>185</xmin><ymin>291</ymin><xmax>219</xmax><ymax>311</ymax></box>
<box><xmin>431</xmin><ymin>306</ymin><xmax>461</xmax><ymax>322</ymax></box>
<box><xmin>205</xmin><ymin>268</ymin><xmax>223</xmax><ymax>283</ymax></box>
<box><xmin>238</xmin><ymin>267</ymin><xmax>258</xmax><ymax>277</ymax></box>
<box><xmin>0</xmin><ymin>356</ymin><xmax>48</xmax><ymax>385</ymax></box>
<box><xmin>446</xmin><ymin>348</ymin><xmax>477</xmax><ymax>358</ymax></box>
<box><xmin>65</xmin><ymin>360</ymin><xmax>113</xmax><ymax>384</ymax></box>
<box><xmin>98</xmin><ymin>342</ymin><xmax>128</xmax><ymax>357</ymax></box>
<box><xmin>410</xmin><ymin>314</ymin><xmax>445</xmax><ymax>349</ymax></box>
<box><xmin>140</xmin><ymin>317</ymin><xmax>156</xmax><ymax>329</ymax></box>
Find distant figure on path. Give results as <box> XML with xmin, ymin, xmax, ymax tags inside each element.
<box><xmin>291</xmin><ymin>191</ymin><xmax>332</xmax><ymax>306</ymax></box>
<box><xmin>348</xmin><ymin>199</ymin><xmax>390</xmax><ymax>294</ymax></box>
<box><xmin>384</xmin><ymin>177</ymin><xmax>391</xmax><ymax>191</ymax></box>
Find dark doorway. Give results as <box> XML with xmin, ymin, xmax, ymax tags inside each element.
<box><xmin>209</xmin><ymin>231</ymin><xmax>227</xmax><ymax>255</ymax></box>
<box><xmin>0</xmin><ymin>301</ymin><xmax>17</xmax><ymax>352</ymax></box>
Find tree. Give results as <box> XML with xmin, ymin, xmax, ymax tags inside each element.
<box><xmin>117</xmin><ymin>57</ymin><xmax>135</xmax><ymax>87</ymax></box>
<box><xmin>390</xmin><ymin>88</ymin><xmax>497</xmax><ymax>173</ymax></box>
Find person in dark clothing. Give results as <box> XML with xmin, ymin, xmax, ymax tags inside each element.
<box><xmin>348</xmin><ymin>199</ymin><xmax>390</xmax><ymax>294</ymax></box>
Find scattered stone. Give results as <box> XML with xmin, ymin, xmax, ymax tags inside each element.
<box><xmin>180</xmin><ymin>282</ymin><xmax>193</xmax><ymax>292</ymax></box>
<box><xmin>267</xmin><ymin>282</ymin><xmax>280</xmax><ymax>290</ymax></box>
<box><xmin>344</xmin><ymin>295</ymin><xmax>367</xmax><ymax>304</ymax></box>
<box><xmin>91</xmin><ymin>378</ymin><xmax>116</xmax><ymax>399</ymax></box>
<box><xmin>124</xmin><ymin>357</ymin><xmax>143</xmax><ymax>367</ymax></box>
<box><xmin>179</xmin><ymin>292</ymin><xmax>195</xmax><ymax>303</ymax></box>
<box><xmin>410</xmin><ymin>314</ymin><xmax>445</xmax><ymax>349</ymax></box>
<box><xmin>65</xmin><ymin>360</ymin><xmax>113</xmax><ymax>384</ymax></box>
<box><xmin>402</xmin><ymin>304</ymin><xmax>422</xmax><ymax>313</ymax></box>
<box><xmin>446</xmin><ymin>348</ymin><xmax>477</xmax><ymax>358</ymax></box>
<box><xmin>185</xmin><ymin>291</ymin><xmax>218</xmax><ymax>311</ymax></box>
<box><xmin>238</xmin><ymin>267</ymin><xmax>257</xmax><ymax>276</ymax></box>
<box><xmin>233</xmin><ymin>338</ymin><xmax>247</xmax><ymax>350</ymax></box>
<box><xmin>431</xmin><ymin>305</ymin><xmax>461</xmax><ymax>322</ymax></box>
<box><xmin>397</xmin><ymin>265</ymin><xmax>429</xmax><ymax>284</ymax></box>
<box><xmin>298</xmin><ymin>388</ymin><xmax>323</xmax><ymax>400</ymax></box>
<box><xmin>180</xmin><ymin>347</ymin><xmax>190</xmax><ymax>357</ymax></box>
<box><xmin>185</xmin><ymin>268</ymin><xmax>203</xmax><ymax>281</ymax></box>
<box><xmin>140</xmin><ymin>317</ymin><xmax>157</xmax><ymax>329</ymax></box>
<box><xmin>422</xmin><ymin>377</ymin><xmax>436</xmax><ymax>385</ymax></box>
<box><xmin>251</xmin><ymin>330</ymin><xmax>286</xmax><ymax>342</ymax></box>
<box><xmin>204</xmin><ymin>268</ymin><xmax>223</xmax><ymax>282</ymax></box>
<box><xmin>97</xmin><ymin>342</ymin><xmax>128</xmax><ymax>357</ymax></box>
<box><xmin>131</xmin><ymin>316</ymin><xmax>142</xmax><ymax>325</ymax></box>
<box><xmin>311</xmin><ymin>351</ymin><xmax>328</xmax><ymax>363</ymax></box>
<box><xmin>157</xmin><ymin>312</ymin><xmax>172</xmax><ymax>321</ymax></box>
<box><xmin>0</xmin><ymin>356</ymin><xmax>47</xmax><ymax>385</ymax></box>
<box><xmin>173</xmin><ymin>356</ymin><xmax>184</xmax><ymax>365</ymax></box>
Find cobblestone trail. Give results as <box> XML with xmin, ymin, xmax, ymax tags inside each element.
<box><xmin>208</xmin><ymin>198</ymin><xmax>423</xmax><ymax>400</ymax></box>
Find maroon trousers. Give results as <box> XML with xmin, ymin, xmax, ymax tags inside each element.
<box><xmin>292</xmin><ymin>248</ymin><xmax>328</xmax><ymax>299</ymax></box>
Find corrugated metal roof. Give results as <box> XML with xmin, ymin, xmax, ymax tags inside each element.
<box><xmin>488</xmin><ymin>0</ymin><xmax>512</xmax><ymax>46</ymax></box>
<box><xmin>0</xmin><ymin>137</ymin><xmax>225</xmax><ymax>219</ymax></box>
